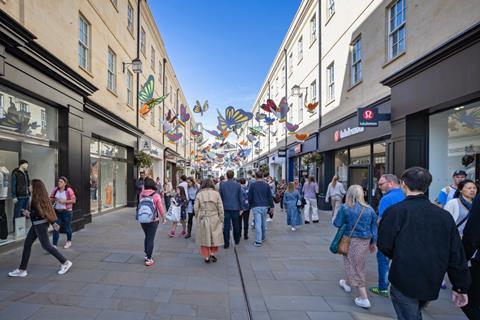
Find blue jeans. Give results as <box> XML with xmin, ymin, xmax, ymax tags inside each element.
<box><xmin>391</xmin><ymin>285</ymin><xmax>428</xmax><ymax>320</ymax></box>
<box><xmin>13</xmin><ymin>197</ymin><xmax>29</xmax><ymax>227</ymax></box>
<box><xmin>53</xmin><ymin>210</ymin><xmax>73</xmax><ymax>245</ymax></box>
<box><xmin>252</xmin><ymin>207</ymin><xmax>267</xmax><ymax>245</ymax></box>
<box><xmin>377</xmin><ymin>250</ymin><xmax>390</xmax><ymax>290</ymax></box>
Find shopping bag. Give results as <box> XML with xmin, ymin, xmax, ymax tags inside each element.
<box><xmin>166</xmin><ymin>199</ymin><xmax>181</xmax><ymax>222</ymax></box>
<box><xmin>329</xmin><ymin>224</ymin><xmax>346</xmax><ymax>254</ymax></box>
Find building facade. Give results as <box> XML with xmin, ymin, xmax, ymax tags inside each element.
<box><xmin>0</xmin><ymin>0</ymin><xmax>194</xmax><ymax>247</ymax></box>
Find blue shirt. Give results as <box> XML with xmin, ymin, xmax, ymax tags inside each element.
<box><xmin>436</xmin><ymin>185</ymin><xmax>457</xmax><ymax>207</ymax></box>
<box><xmin>219</xmin><ymin>179</ymin><xmax>243</xmax><ymax>211</ymax></box>
<box><xmin>333</xmin><ymin>203</ymin><xmax>378</xmax><ymax>242</ymax></box>
<box><xmin>378</xmin><ymin>188</ymin><xmax>406</xmax><ymax>218</ymax></box>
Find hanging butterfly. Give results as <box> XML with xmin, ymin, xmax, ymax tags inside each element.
<box><xmin>138</xmin><ymin>75</ymin><xmax>170</xmax><ymax>116</ymax></box>
<box><xmin>274</xmin><ymin>97</ymin><xmax>289</xmax><ymax>122</ymax></box>
<box><xmin>231</xmin><ymin>123</ymin><xmax>244</xmax><ymax>137</ymax></box>
<box><xmin>211</xmin><ymin>142</ymin><xmax>221</xmax><ymax>149</ymax></box>
<box><xmin>305</xmin><ymin>102</ymin><xmax>319</xmax><ymax>116</ymax></box>
<box><xmin>205</xmin><ymin>128</ymin><xmax>222</xmax><ymax>138</ymax></box>
<box><xmin>249</xmin><ymin>127</ymin><xmax>265</xmax><ymax>137</ymax></box>
<box><xmin>165</xmin><ymin>125</ymin><xmax>183</xmax><ymax>143</ymax></box>
<box><xmin>193</xmin><ymin>100</ymin><xmax>209</xmax><ymax>116</ymax></box>
<box><xmin>238</xmin><ymin>147</ymin><xmax>251</xmax><ymax>158</ymax></box>
<box><xmin>239</xmin><ymin>140</ymin><xmax>248</xmax><ymax>146</ymax></box>
<box><xmin>270</xmin><ymin>129</ymin><xmax>278</xmax><ymax>137</ymax></box>
<box><xmin>254</xmin><ymin>141</ymin><xmax>260</xmax><ymax>148</ymax></box>
<box><xmin>295</xmin><ymin>133</ymin><xmax>309</xmax><ymax>142</ymax></box>
<box><xmin>166</xmin><ymin>109</ymin><xmax>178</xmax><ymax>123</ymax></box>
<box><xmin>177</xmin><ymin>104</ymin><xmax>191</xmax><ymax>127</ymax></box>
<box><xmin>264</xmin><ymin>116</ymin><xmax>275</xmax><ymax>125</ymax></box>
<box><xmin>191</xmin><ymin>123</ymin><xmax>203</xmax><ymax>137</ymax></box>
<box><xmin>216</xmin><ymin>153</ymin><xmax>226</xmax><ymax>158</ymax></box>
<box><xmin>255</xmin><ymin>112</ymin><xmax>267</xmax><ymax>122</ymax></box>
<box><xmin>246</xmin><ymin>134</ymin><xmax>257</xmax><ymax>143</ymax></box>
<box><xmin>162</xmin><ymin>121</ymin><xmax>173</xmax><ymax>133</ymax></box>
<box><xmin>285</xmin><ymin>122</ymin><xmax>299</xmax><ymax>135</ymax></box>
<box><xmin>261</xmin><ymin>99</ymin><xmax>278</xmax><ymax>113</ymax></box>
<box><xmin>217</xmin><ymin>106</ymin><xmax>253</xmax><ymax>131</ymax></box>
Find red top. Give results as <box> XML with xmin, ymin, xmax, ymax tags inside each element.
<box><xmin>140</xmin><ymin>189</ymin><xmax>165</xmax><ymax>221</ymax></box>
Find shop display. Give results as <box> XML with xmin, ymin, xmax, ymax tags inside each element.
<box><xmin>0</xmin><ymin>166</ymin><xmax>9</xmax><ymax>240</ymax></box>
<box><xmin>11</xmin><ymin>160</ymin><xmax>30</xmax><ymax>228</ymax></box>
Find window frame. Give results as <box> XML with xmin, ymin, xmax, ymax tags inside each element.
<box><xmin>78</xmin><ymin>14</ymin><xmax>91</xmax><ymax>71</ymax></box>
<box><xmin>326</xmin><ymin>62</ymin><xmax>335</xmax><ymax>103</ymax></box>
<box><xmin>297</xmin><ymin>36</ymin><xmax>303</xmax><ymax>62</ymax></box>
<box><xmin>151</xmin><ymin>46</ymin><xmax>155</xmax><ymax>70</ymax></box>
<box><xmin>297</xmin><ymin>94</ymin><xmax>303</xmax><ymax>123</ymax></box>
<box><xmin>126</xmin><ymin>70</ymin><xmax>133</xmax><ymax>107</ymax></box>
<box><xmin>327</xmin><ymin>0</ymin><xmax>335</xmax><ymax>18</ymax></box>
<box><xmin>288</xmin><ymin>52</ymin><xmax>293</xmax><ymax>76</ymax></box>
<box><xmin>107</xmin><ymin>47</ymin><xmax>117</xmax><ymax>93</ymax></box>
<box><xmin>388</xmin><ymin>0</ymin><xmax>406</xmax><ymax>60</ymax></box>
<box><xmin>158</xmin><ymin>61</ymin><xmax>163</xmax><ymax>84</ymax></box>
<box><xmin>310</xmin><ymin>14</ymin><xmax>317</xmax><ymax>45</ymax></box>
<box><xmin>140</xmin><ymin>27</ymin><xmax>146</xmax><ymax>56</ymax></box>
<box><xmin>310</xmin><ymin>79</ymin><xmax>317</xmax><ymax>102</ymax></box>
<box><xmin>351</xmin><ymin>37</ymin><xmax>362</xmax><ymax>85</ymax></box>
<box><xmin>127</xmin><ymin>2</ymin><xmax>134</xmax><ymax>35</ymax></box>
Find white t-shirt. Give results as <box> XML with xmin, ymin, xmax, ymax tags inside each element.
<box><xmin>54</xmin><ymin>190</ymin><xmax>67</xmax><ymax>210</ymax></box>
<box><xmin>0</xmin><ymin>167</ymin><xmax>9</xmax><ymax>199</ymax></box>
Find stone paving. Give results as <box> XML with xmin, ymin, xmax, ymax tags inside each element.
<box><xmin>0</xmin><ymin>206</ymin><xmax>467</xmax><ymax>320</ymax></box>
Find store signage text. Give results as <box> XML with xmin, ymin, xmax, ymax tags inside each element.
<box><xmin>357</xmin><ymin>106</ymin><xmax>391</xmax><ymax>127</ymax></box>
<box><xmin>334</xmin><ymin>127</ymin><xmax>365</xmax><ymax>142</ymax></box>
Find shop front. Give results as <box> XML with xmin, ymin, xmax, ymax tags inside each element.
<box><xmin>382</xmin><ymin>21</ymin><xmax>480</xmax><ymax>200</ymax></box>
<box><xmin>164</xmin><ymin>148</ymin><xmax>183</xmax><ymax>187</ymax></box>
<box><xmin>287</xmin><ymin>134</ymin><xmax>318</xmax><ymax>183</ymax></box>
<box><xmin>269</xmin><ymin>151</ymin><xmax>284</xmax><ymax>181</ymax></box>
<box><xmin>140</xmin><ymin>138</ymin><xmax>164</xmax><ymax>182</ymax></box>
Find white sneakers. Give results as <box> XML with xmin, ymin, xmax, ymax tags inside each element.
<box><xmin>355</xmin><ymin>297</ymin><xmax>371</xmax><ymax>309</ymax></box>
<box><xmin>58</xmin><ymin>260</ymin><xmax>73</xmax><ymax>275</ymax></box>
<box><xmin>291</xmin><ymin>227</ymin><xmax>296</xmax><ymax>232</ymax></box>
<box><xmin>63</xmin><ymin>241</ymin><xmax>72</xmax><ymax>249</ymax></box>
<box><xmin>8</xmin><ymin>269</ymin><xmax>27</xmax><ymax>277</ymax></box>
<box><xmin>339</xmin><ymin>279</ymin><xmax>352</xmax><ymax>293</ymax></box>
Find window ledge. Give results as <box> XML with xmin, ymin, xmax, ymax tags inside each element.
<box><xmin>309</xmin><ymin>39</ymin><xmax>317</xmax><ymax>49</ymax></box>
<box><xmin>325</xmin><ymin>12</ymin><xmax>335</xmax><ymax>25</ymax></box>
<box><xmin>126</xmin><ymin>103</ymin><xmax>134</xmax><ymax>110</ymax></box>
<box><xmin>78</xmin><ymin>65</ymin><xmax>94</xmax><ymax>78</ymax></box>
<box><xmin>325</xmin><ymin>99</ymin><xmax>335</xmax><ymax>107</ymax></box>
<box><xmin>347</xmin><ymin>79</ymin><xmax>363</xmax><ymax>92</ymax></box>
<box><xmin>297</xmin><ymin>57</ymin><xmax>303</xmax><ymax>65</ymax></box>
<box><xmin>128</xmin><ymin>28</ymin><xmax>135</xmax><ymax>39</ymax></box>
<box><xmin>382</xmin><ymin>51</ymin><xmax>406</xmax><ymax>69</ymax></box>
<box><xmin>107</xmin><ymin>88</ymin><xmax>118</xmax><ymax>97</ymax></box>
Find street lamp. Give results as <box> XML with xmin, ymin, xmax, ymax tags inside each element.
<box><xmin>123</xmin><ymin>58</ymin><xmax>143</xmax><ymax>73</ymax></box>
<box><xmin>291</xmin><ymin>85</ymin><xmax>308</xmax><ymax>98</ymax></box>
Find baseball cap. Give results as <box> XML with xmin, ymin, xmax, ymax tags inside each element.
<box><xmin>452</xmin><ymin>169</ymin><xmax>467</xmax><ymax>177</ymax></box>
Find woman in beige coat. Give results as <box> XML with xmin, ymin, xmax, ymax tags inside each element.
<box><xmin>194</xmin><ymin>179</ymin><xmax>224</xmax><ymax>263</ymax></box>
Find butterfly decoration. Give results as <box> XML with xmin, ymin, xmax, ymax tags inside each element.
<box><xmin>238</xmin><ymin>147</ymin><xmax>251</xmax><ymax>159</ymax></box>
<box><xmin>205</xmin><ymin>128</ymin><xmax>222</xmax><ymax>138</ymax></box>
<box><xmin>450</xmin><ymin>108</ymin><xmax>480</xmax><ymax>130</ymax></box>
<box><xmin>217</xmin><ymin>106</ymin><xmax>253</xmax><ymax>131</ymax></box>
<box><xmin>305</xmin><ymin>102</ymin><xmax>319</xmax><ymax>116</ymax></box>
<box><xmin>295</xmin><ymin>133</ymin><xmax>309</xmax><ymax>142</ymax></box>
<box><xmin>261</xmin><ymin>99</ymin><xmax>278</xmax><ymax>113</ymax></box>
<box><xmin>191</xmin><ymin>123</ymin><xmax>203</xmax><ymax>137</ymax></box>
<box><xmin>249</xmin><ymin>127</ymin><xmax>265</xmax><ymax>137</ymax></box>
<box><xmin>285</xmin><ymin>122</ymin><xmax>299</xmax><ymax>134</ymax></box>
<box><xmin>193</xmin><ymin>100</ymin><xmax>209</xmax><ymax>116</ymax></box>
<box><xmin>231</xmin><ymin>123</ymin><xmax>244</xmax><ymax>137</ymax></box>
<box><xmin>165</xmin><ymin>125</ymin><xmax>183</xmax><ymax>143</ymax></box>
<box><xmin>177</xmin><ymin>104</ymin><xmax>191</xmax><ymax>127</ymax></box>
<box><xmin>275</xmin><ymin>97</ymin><xmax>289</xmax><ymax>122</ymax></box>
<box><xmin>264</xmin><ymin>116</ymin><xmax>275</xmax><ymax>125</ymax></box>
<box><xmin>254</xmin><ymin>141</ymin><xmax>260</xmax><ymax>148</ymax></box>
<box><xmin>270</xmin><ymin>129</ymin><xmax>278</xmax><ymax>137</ymax></box>
<box><xmin>166</xmin><ymin>109</ymin><xmax>178</xmax><ymax>123</ymax></box>
<box><xmin>216</xmin><ymin>153</ymin><xmax>225</xmax><ymax>159</ymax></box>
<box><xmin>239</xmin><ymin>140</ymin><xmax>248</xmax><ymax>146</ymax></box>
<box><xmin>162</xmin><ymin>121</ymin><xmax>173</xmax><ymax>133</ymax></box>
<box><xmin>138</xmin><ymin>75</ymin><xmax>170</xmax><ymax>116</ymax></box>
<box><xmin>255</xmin><ymin>112</ymin><xmax>266</xmax><ymax>122</ymax></box>
<box><xmin>246</xmin><ymin>134</ymin><xmax>257</xmax><ymax>143</ymax></box>
<box><xmin>190</xmin><ymin>150</ymin><xmax>195</xmax><ymax>156</ymax></box>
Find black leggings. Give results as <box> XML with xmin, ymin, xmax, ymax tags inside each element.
<box><xmin>187</xmin><ymin>210</ymin><xmax>194</xmax><ymax>236</ymax></box>
<box><xmin>141</xmin><ymin>221</ymin><xmax>159</xmax><ymax>259</ymax></box>
<box><xmin>462</xmin><ymin>262</ymin><xmax>480</xmax><ymax>320</ymax></box>
<box><xmin>239</xmin><ymin>210</ymin><xmax>250</xmax><ymax>237</ymax></box>
<box><xmin>20</xmin><ymin>223</ymin><xmax>67</xmax><ymax>270</ymax></box>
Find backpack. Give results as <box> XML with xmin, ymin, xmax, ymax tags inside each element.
<box><xmin>241</xmin><ymin>186</ymin><xmax>249</xmax><ymax>211</ymax></box>
<box><xmin>136</xmin><ymin>195</ymin><xmax>157</xmax><ymax>223</ymax></box>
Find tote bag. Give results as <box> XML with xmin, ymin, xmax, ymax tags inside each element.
<box><xmin>166</xmin><ymin>199</ymin><xmax>181</xmax><ymax>222</ymax></box>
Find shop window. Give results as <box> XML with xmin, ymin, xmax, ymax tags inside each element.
<box><xmin>335</xmin><ymin>149</ymin><xmax>348</xmax><ymax>190</ymax></box>
<box><xmin>350</xmin><ymin>144</ymin><xmax>370</xmax><ymax>165</ymax></box>
<box><xmin>429</xmin><ymin>101</ymin><xmax>480</xmax><ymax>202</ymax></box>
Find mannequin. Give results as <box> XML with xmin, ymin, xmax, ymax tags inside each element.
<box><xmin>0</xmin><ymin>165</ymin><xmax>9</xmax><ymax>240</ymax></box>
<box><xmin>11</xmin><ymin>159</ymin><xmax>30</xmax><ymax>229</ymax></box>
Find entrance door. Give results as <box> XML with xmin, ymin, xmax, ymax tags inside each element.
<box><xmin>349</xmin><ymin>166</ymin><xmax>369</xmax><ymax>198</ymax></box>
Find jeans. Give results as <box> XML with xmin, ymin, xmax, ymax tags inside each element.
<box><xmin>239</xmin><ymin>209</ymin><xmax>250</xmax><ymax>238</ymax></box>
<box><xmin>141</xmin><ymin>221</ymin><xmax>159</xmax><ymax>259</ymax></box>
<box><xmin>13</xmin><ymin>197</ymin><xmax>29</xmax><ymax>227</ymax></box>
<box><xmin>20</xmin><ymin>223</ymin><xmax>67</xmax><ymax>270</ymax></box>
<box><xmin>187</xmin><ymin>210</ymin><xmax>194</xmax><ymax>236</ymax></box>
<box><xmin>391</xmin><ymin>285</ymin><xmax>428</xmax><ymax>320</ymax></box>
<box><xmin>223</xmin><ymin>210</ymin><xmax>240</xmax><ymax>246</ymax></box>
<box><xmin>462</xmin><ymin>262</ymin><xmax>480</xmax><ymax>319</ymax></box>
<box><xmin>377</xmin><ymin>250</ymin><xmax>390</xmax><ymax>290</ymax></box>
<box><xmin>252</xmin><ymin>207</ymin><xmax>267</xmax><ymax>245</ymax></box>
<box><xmin>304</xmin><ymin>198</ymin><xmax>319</xmax><ymax>222</ymax></box>
<box><xmin>53</xmin><ymin>210</ymin><xmax>73</xmax><ymax>246</ymax></box>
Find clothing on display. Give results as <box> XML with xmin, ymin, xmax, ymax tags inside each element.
<box><xmin>0</xmin><ymin>167</ymin><xmax>9</xmax><ymax>199</ymax></box>
<box><xmin>0</xmin><ymin>200</ymin><xmax>7</xmax><ymax>240</ymax></box>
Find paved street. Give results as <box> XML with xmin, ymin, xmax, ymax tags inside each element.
<box><xmin>0</xmin><ymin>207</ymin><xmax>467</xmax><ymax>320</ymax></box>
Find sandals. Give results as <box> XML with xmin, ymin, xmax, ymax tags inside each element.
<box><xmin>210</xmin><ymin>255</ymin><xmax>217</xmax><ymax>263</ymax></box>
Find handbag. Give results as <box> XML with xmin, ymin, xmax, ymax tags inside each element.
<box><xmin>337</xmin><ymin>207</ymin><xmax>366</xmax><ymax>256</ymax></box>
<box><xmin>166</xmin><ymin>199</ymin><xmax>181</xmax><ymax>222</ymax></box>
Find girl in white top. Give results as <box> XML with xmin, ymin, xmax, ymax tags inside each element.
<box><xmin>326</xmin><ymin>175</ymin><xmax>346</xmax><ymax>222</ymax></box>
<box><xmin>444</xmin><ymin>179</ymin><xmax>477</xmax><ymax>236</ymax></box>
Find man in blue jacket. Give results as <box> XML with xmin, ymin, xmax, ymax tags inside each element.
<box><xmin>248</xmin><ymin>171</ymin><xmax>274</xmax><ymax>247</ymax></box>
<box><xmin>219</xmin><ymin>170</ymin><xmax>243</xmax><ymax>248</ymax></box>
<box><xmin>369</xmin><ymin>174</ymin><xmax>405</xmax><ymax>297</ymax></box>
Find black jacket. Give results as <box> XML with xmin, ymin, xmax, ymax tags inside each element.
<box><xmin>462</xmin><ymin>194</ymin><xmax>480</xmax><ymax>264</ymax></box>
<box><xmin>248</xmin><ymin>180</ymin><xmax>274</xmax><ymax>209</ymax></box>
<box><xmin>378</xmin><ymin>194</ymin><xmax>470</xmax><ymax>301</ymax></box>
<box><xmin>11</xmin><ymin>168</ymin><xmax>30</xmax><ymax>198</ymax></box>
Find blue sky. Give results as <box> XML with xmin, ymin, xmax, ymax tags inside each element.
<box><xmin>149</xmin><ymin>0</ymin><xmax>302</xmax><ymax>131</ymax></box>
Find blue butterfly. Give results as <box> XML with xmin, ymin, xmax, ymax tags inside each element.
<box><xmin>217</xmin><ymin>106</ymin><xmax>253</xmax><ymax>131</ymax></box>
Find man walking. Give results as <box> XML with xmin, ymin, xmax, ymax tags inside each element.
<box><xmin>248</xmin><ymin>171</ymin><xmax>274</xmax><ymax>247</ymax></box>
<box><xmin>378</xmin><ymin>167</ymin><xmax>470</xmax><ymax>320</ymax></box>
<box><xmin>435</xmin><ymin>169</ymin><xmax>466</xmax><ymax>207</ymax></box>
<box><xmin>369</xmin><ymin>174</ymin><xmax>405</xmax><ymax>297</ymax></box>
<box><xmin>219</xmin><ymin>170</ymin><xmax>243</xmax><ymax>248</ymax></box>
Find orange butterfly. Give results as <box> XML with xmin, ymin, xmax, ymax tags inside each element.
<box><xmin>295</xmin><ymin>133</ymin><xmax>309</xmax><ymax>141</ymax></box>
<box><xmin>239</xmin><ymin>140</ymin><xmax>248</xmax><ymax>146</ymax></box>
<box><xmin>305</xmin><ymin>102</ymin><xmax>319</xmax><ymax>114</ymax></box>
<box><xmin>221</xmin><ymin>130</ymin><xmax>229</xmax><ymax>139</ymax></box>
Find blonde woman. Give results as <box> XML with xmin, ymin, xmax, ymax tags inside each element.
<box><xmin>326</xmin><ymin>175</ymin><xmax>346</xmax><ymax>222</ymax></box>
<box><xmin>333</xmin><ymin>185</ymin><xmax>377</xmax><ymax>309</ymax></box>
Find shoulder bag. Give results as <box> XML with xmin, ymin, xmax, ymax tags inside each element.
<box><xmin>337</xmin><ymin>207</ymin><xmax>366</xmax><ymax>256</ymax></box>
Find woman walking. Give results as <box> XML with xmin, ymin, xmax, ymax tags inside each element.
<box><xmin>50</xmin><ymin>176</ymin><xmax>76</xmax><ymax>249</ymax></box>
<box><xmin>444</xmin><ymin>179</ymin><xmax>477</xmax><ymax>236</ymax></box>
<box><xmin>8</xmin><ymin>179</ymin><xmax>72</xmax><ymax>277</ymax></box>
<box><xmin>194</xmin><ymin>179</ymin><xmax>224</xmax><ymax>263</ymax></box>
<box><xmin>326</xmin><ymin>175</ymin><xmax>346</xmax><ymax>223</ymax></box>
<box><xmin>185</xmin><ymin>177</ymin><xmax>199</xmax><ymax>239</ymax></box>
<box><xmin>333</xmin><ymin>185</ymin><xmax>377</xmax><ymax>309</ymax></box>
<box><xmin>283</xmin><ymin>182</ymin><xmax>303</xmax><ymax>231</ymax></box>
<box><xmin>137</xmin><ymin>178</ymin><xmax>165</xmax><ymax>266</ymax></box>
<box><xmin>302</xmin><ymin>176</ymin><xmax>319</xmax><ymax>224</ymax></box>
<box><xmin>163</xmin><ymin>177</ymin><xmax>173</xmax><ymax>211</ymax></box>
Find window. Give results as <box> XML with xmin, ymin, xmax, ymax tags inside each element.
<box><xmin>78</xmin><ymin>15</ymin><xmax>90</xmax><ymax>70</ymax></box>
<box><xmin>298</xmin><ymin>95</ymin><xmax>303</xmax><ymax>122</ymax></box>
<box><xmin>289</xmin><ymin>52</ymin><xmax>293</xmax><ymax>75</ymax></box>
<box><xmin>169</xmin><ymin>85</ymin><xmax>172</xmax><ymax>103</ymax></box>
<box><xmin>19</xmin><ymin>102</ymin><xmax>29</xmax><ymax>113</ymax></box>
<box><xmin>275</xmin><ymin>77</ymin><xmax>279</xmax><ymax>96</ymax></box>
<box><xmin>126</xmin><ymin>71</ymin><xmax>133</xmax><ymax>106</ymax></box>
<box><xmin>310</xmin><ymin>80</ymin><xmax>317</xmax><ymax>102</ymax></box>
<box><xmin>0</xmin><ymin>94</ymin><xmax>3</xmax><ymax>118</ymax></box>
<box><xmin>110</xmin><ymin>0</ymin><xmax>118</xmax><ymax>8</ymax></box>
<box><xmin>127</xmin><ymin>2</ymin><xmax>134</xmax><ymax>34</ymax></box>
<box><xmin>151</xmin><ymin>46</ymin><xmax>155</xmax><ymax>70</ymax></box>
<box><xmin>310</xmin><ymin>15</ymin><xmax>317</xmax><ymax>44</ymax></box>
<box><xmin>41</xmin><ymin>109</ymin><xmax>47</xmax><ymax>129</ymax></box>
<box><xmin>140</xmin><ymin>27</ymin><xmax>146</xmax><ymax>55</ymax></box>
<box><xmin>281</xmin><ymin>65</ymin><xmax>285</xmax><ymax>87</ymax></box>
<box><xmin>327</xmin><ymin>62</ymin><xmax>334</xmax><ymax>102</ymax></box>
<box><xmin>388</xmin><ymin>0</ymin><xmax>406</xmax><ymax>59</ymax></box>
<box><xmin>327</xmin><ymin>0</ymin><xmax>335</xmax><ymax>18</ymax></box>
<box><xmin>298</xmin><ymin>36</ymin><xmax>303</xmax><ymax>62</ymax></box>
<box><xmin>158</xmin><ymin>61</ymin><xmax>163</xmax><ymax>83</ymax></box>
<box><xmin>107</xmin><ymin>48</ymin><xmax>117</xmax><ymax>92</ymax></box>
<box><xmin>288</xmin><ymin>103</ymin><xmax>293</xmax><ymax>122</ymax></box>
<box><xmin>351</xmin><ymin>37</ymin><xmax>362</xmax><ymax>85</ymax></box>
<box><xmin>150</xmin><ymin>106</ymin><xmax>155</xmax><ymax>126</ymax></box>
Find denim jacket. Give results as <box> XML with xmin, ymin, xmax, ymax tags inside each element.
<box><xmin>333</xmin><ymin>203</ymin><xmax>377</xmax><ymax>242</ymax></box>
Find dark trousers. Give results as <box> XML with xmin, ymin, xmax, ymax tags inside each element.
<box><xmin>0</xmin><ymin>200</ymin><xmax>7</xmax><ymax>239</ymax></box>
<box><xmin>20</xmin><ymin>223</ymin><xmax>67</xmax><ymax>270</ymax></box>
<box><xmin>223</xmin><ymin>210</ymin><xmax>240</xmax><ymax>246</ymax></box>
<box><xmin>13</xmin><ymin>197</ymin><xmax>29</xmax><ymax>228</ymax></box>
<box><xmin>141</xmin><ymin>221</ymin><xmax>159</xmax><ymax>259</ymax></box>
<box><xmin>462</xmin><ymin>262</ymin><xmax>480</xmax><ymax>320</ymax></box>
<box><xmin>391</xmin><ymin>285</ymin><xmax>428</xmax><ymax>320</ymax></box>
<box><xmin>164</xmin><ymin>196</ymin><xmax>171</xmax><ymax>211</ymax></box>
<box><xmin>239</xmin><ymin>209</ymin><xmax>250</xmax><ymax>238</ymax></box>
<box><xmin>187</xmin><ymin>210</ymin><xmax>194</xmax><ymax>236</ymax></box>
<box><xmin>52</xmin><ymin>210</ymin><xmax>73</xmax><ymax>245</ymax></box>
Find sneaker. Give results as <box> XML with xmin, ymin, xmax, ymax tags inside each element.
<box><xmin>58</xmin><ymin>260</ymin><xmax>73</xmax><ymax>275</ymax></box>
<box><xmin>441</xmin><ymin>281</ymin><xmax>448</xmax><ymax>289</ymax></box>
<box><xmin>339</xmin><ymin>279</ymin><xmax>352</xmax><ymax>293</ymax></box>
<box><xmin>53</xmin><ymin>245</ymin><xmax>58</xmax><ymax>249</ymax></box>
<box><xmin>244</xmin><ymin>235</ymin><xmax>249</xmax><ymax>240</ymax></box>
<box><xmin>266</xmin><ymin>217</ymin><xmax>272</xmax><ymax>222</ymax></box>
<box><xmin>253</xmin><ymin>242</ymin><xmax>262</xmax><ymax>247</ymax></box>
<box><xmin>185</xmin><ymin>234</ymin><xmax>191</xmax><ymax>239</ymax></box>
<box><xmin>8</xmin><ymin>269</ymin><xmax>27</xmax><ymax>277</ymax></box>
<box><xmin>145</xmin><ymin>259</ymin><xmax>155</xmax><ymax>266</ymax></box>
<box><xmin>63</xmin><ymin>241</ymin><xmax>72</xmax><ymax>249</ymax></box>
<box><xmin>180</xmin><ymin>230</ymin><xmax>186</xmax><ymax>237</ymax></box>
<box><xmin>168</xmin><ymin>231</ymin><xmax>175</xmax><ymax>237</ymax></box>
<box><xmin>354</xmin><ymin>297</ymin><xmax>371</xmax><ymax>309</ymax></box>
<box><xmin>304</xmin><ymin>221</ymin><xmax>310</xmax><ymax>224</ymax></box>
<box><xmin>291</xmin><ymin>227</ymin><xmax>296</xmax><ymax>232</ymax></box>
<box><xmin>312</xmin><ymin>220</ymin><xmax>319</xmax><ymax>224</ymax></box>
<box><xmin>369</xmin><ymin>287</ymin><xmax>390</xmax><ymax>298</ymax></box>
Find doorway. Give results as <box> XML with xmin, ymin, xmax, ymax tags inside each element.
<box><xmin>349</xmin><ymin>166</ymin><xmax>369</xmax><ymax>198</ymax></box>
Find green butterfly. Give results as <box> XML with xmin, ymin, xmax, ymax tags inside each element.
<box><xmin>138</xmin><ymin>75</ymin><xmax>169</xmax><ymax>116</ymax></box>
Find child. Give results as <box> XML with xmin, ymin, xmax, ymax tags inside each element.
<box><xmin>169</xmin><ymin>186</ymin><xmax>188</xmax><ymax>237</ymax></box>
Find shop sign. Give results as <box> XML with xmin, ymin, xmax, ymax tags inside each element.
<box><xmin>294</xmin><ymin>144</ymin><xmax>302</xmax><ymax>154</ymax></box>
<box><xmin>278</xmin><ymin>149</ymin><xmax>286</xmax><ymax>158</ymax></box>
<box><xmin>142</xmin><ymin>140</ymin><xmax>151</xmax><ymax>152</ymax></box>
<box><xmin>334</xmin><ymin>127</ymin><xmax>365</xmax><ymax>142</ymax></box>
<box><xmin>357</xmin><ymin>106</ymin><xmax>391</xmax><ymax>127</ymax></box>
